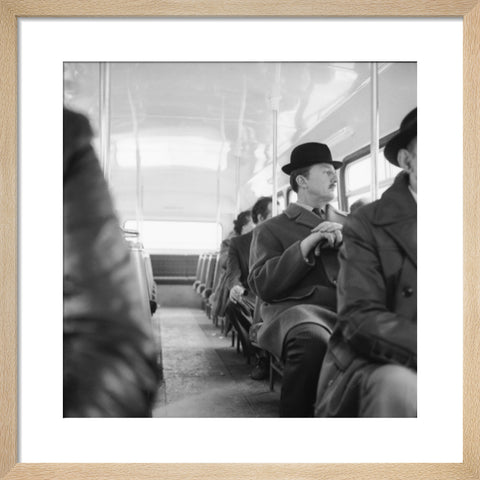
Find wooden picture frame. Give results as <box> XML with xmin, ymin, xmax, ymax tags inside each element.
<box><xmin>1</xmin><ymin>1</ymin><xmax>478</xmax><ymax>478</ymax></box>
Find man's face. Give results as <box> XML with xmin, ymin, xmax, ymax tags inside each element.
<box><xmin>407</xmin><ymin>137</ymin><xmax>417</xmax><ymax>186</ymax></box>
<box><xmin>303</xmin><ymin>163</ymin><xmax>338</xmax><ymax>202</ymax></box>
<box><xmin>398</xmin><ymin>137</ymin><xmax>417</xmax><ymax>191</ymax></box>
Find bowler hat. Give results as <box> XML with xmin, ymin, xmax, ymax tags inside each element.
<box><xmin>282</xmin><ymin>142</ymin><xmax>343</xmax><ymax>175</ymax></box>
<box><xmin>281</xmin><ymin>142</ymin><xmax>343</xmax><ymax>175</ymax></box>
<box><xmin>384</xmin><ymin>108</ymin><xmax>417</xmax><ymax>166</ymax></box>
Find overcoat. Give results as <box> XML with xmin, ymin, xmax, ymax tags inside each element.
<box><xmin>226</xmin><ymin>230</ymin><xmax>253</xmax><ymax>291</ymax></box>
<box><xmin>225</xmin><ymin>230</ymin><xmax>256</xmax><ymax>308</ymax></box>
<box><xmin>248</xmin><ymin>203</ymin><xmax>346</xmax><ymax>357</ymax></box>
<box><xmin>315</xmin><ymin>172</ymin><xmax>417</xmax><ymax>417</ymax></box>
<box><xmin>210</xmin><ymin>234</ymin><xmax>235</xmax><ymax>318</ymax></box>
<box><xmin>63</xmin><ymin>109</ymin><xmax>158</xmax><ymax>416</ymax></box>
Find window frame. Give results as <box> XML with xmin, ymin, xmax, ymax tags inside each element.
<box><xmin>338</xmin><ymin>130</ymin><xmax>400</xmax><ymax>211</ymax></box>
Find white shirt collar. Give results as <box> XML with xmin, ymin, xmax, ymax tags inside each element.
<box><xmin>295</xmin><ymin>201</ymin><xmax>326</xmax><ymax>214</ymax></box>
<box><xmin>408</xmin><ymin>186</ymin><xmax>417</xmax><ymax>203</ymax></box>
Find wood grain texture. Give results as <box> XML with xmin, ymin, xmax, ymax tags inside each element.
<box><xmin>0</xmin><ymin>0</ymin><xmax>17</xmax><ymax>478</ymax></box>
<box><xmin>463</xmin><ymin>2</ymin><xmax>480</xmax><ymax>479</ymax></box>
<box><xmin>0</xmin><ymin>0</ymin><xmax>478</xmax><ymax>16</ymax></box>
<box><xmin>2</xmin><ymin>462</ymin><xmax>480</xmax><ymax>480</ymax></box>
<box><xmin>1</xmin><ymin>0</ymin><xmax>479</xmax><ymax>479</ymax></box>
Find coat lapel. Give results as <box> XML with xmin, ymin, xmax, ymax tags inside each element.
<box><xmin>325</xmin><ymin>204</ymin><xmax>347</xmax><ymax>224</ymax></box>
<box><xmin>284</xmin><ymin>202</ymin><xmax>346</xmax><ymax>228</ymax></box>
<box><xmin>373</xmin><ymin>173</ymin><xmax>417</xmax><ymax>267</ymax></box>
<box><xmin>284</xmin><ymin>203</ymin><xmax>320</xmax><ymax>229</ymax></box>
<box><xmin>284</xmin><ymin>203</ymin><xmax>347</xmax><ymax>285</ymax></box>
<box><xmin>384</xmin><ymin>219</ymin><xmax>417</xmax><ymax>267</ymax></box>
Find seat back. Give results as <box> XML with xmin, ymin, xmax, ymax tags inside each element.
<box><xmin>197</xmin><ymin>253</ymin><xmax>213</xmax><ymax>294</ymax></box>
<box><xmin>202</xmin><ymin>253</ymin><xmax>218</xmax><ymax>298</ymax></box>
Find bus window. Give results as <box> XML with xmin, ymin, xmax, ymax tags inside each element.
<box><xmin>124</xmin><ymin>220</ymin><xmax>222</xmax><ymax>254</ymax></box>
<box><xmin>287</xmin><ymin>188</ymin><xmax>297</xmax><ymax>205</ymax></box>
<box><xmin>344</xmin><ymin>149</ymin><xmax>401</xmax><ymax>210</ymax></box>
<box><xmin>276</xmin><ymin>191</ymin><xmax>286</xmax><ymax>213</ymax></box>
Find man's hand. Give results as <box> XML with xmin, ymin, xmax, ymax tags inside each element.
<box><xmin>300</xmin><ymin>221</ymin><xmax>343</xmax><ymax>257</ymax></box>
<box><xmin>229</xmin><ymin>285</ymin><xmax>245</xmax><ymax>303</ymax></box>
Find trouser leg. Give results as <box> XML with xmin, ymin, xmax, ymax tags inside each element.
<box><xmin>225</xmin><ymin>301</ymin><xmax>253</xmax><ymax>353</ymax></box>
<box><xmin>359</xmin><ymin>364</ymin><xmax>417</xmax><ymax>417</ymax></box>
<box><xmin>280</xmin><ymin>323</ymin><xmax>330</xmax><ymax>417</ymax></box>
<box><xmin>234</xmin><ymin>299</ymin><xmax>254</xmax><ymax>332</ymax></box>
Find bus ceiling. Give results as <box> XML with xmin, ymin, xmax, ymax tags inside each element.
<box><xmin>64</xmin><ymin>62</ymin><xmax>417</xmax><ymax>248</ymax></box>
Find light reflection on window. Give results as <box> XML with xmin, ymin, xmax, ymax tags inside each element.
<box><xmin>124</xmin><ymin>220</ymin><xmax>222</xmax><ymax>254</ymax></box>
<box><xmin>345</xmin><ymin>149</ymin><xmax>402</xmax><ymax>209</ymax></box>
<box><xmin>115</xmin><ymin>136</ymin><xmax>226</xmax><ymax>170</ymax></box>
<box><xmin>276</xmin><ymin>192</ymin><xmax>286</xmax><ymax>213</ymax></box>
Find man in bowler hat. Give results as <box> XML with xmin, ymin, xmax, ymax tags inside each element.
<box><xmin>248</xmin><ymin>142</ymin><xmax>346</xmax><ymax>417</ymax></box>
<box><xmin>314</xmin><ymin>108</ymin><xmax>417</xmax><ymax>417</ymax></box>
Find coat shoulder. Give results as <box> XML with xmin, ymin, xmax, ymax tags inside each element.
<box><xmin>64</xmin><ymin>108</ymin><xmax>93</xmax><ymax>151</ymax></box>
<box><xmin>230</xmin><ymin>231</ymin><xmax>253</xmax><ymax>249</ymax></box>
<box><xmin>63</xmin><ymin>108</ymin><xmax>94</xmax><ymax>175</ymax></box>
<box><xmin>348</xmin><ymin>200</ymin><xmax>379</xmax><ymax>222</ymax></box>
<box><xmin>255</xmin><ymin>212</ymin><xmax>290</xmax><ymax>232</ymax></box>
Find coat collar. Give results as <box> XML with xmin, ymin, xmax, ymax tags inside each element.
<box><xmin>235</xmin><ymin>230</ymin><xmax>253</xmax><ymax>246</ymax></box>
<box><xmin>373</xmin><ymin>172</ymin><xmax>417</xmax><ymax>266</ymax></box>
<box><xmin>285</xmin><ymin>202</ymin><xmax>345</xmax><ymax>229</ymax></box>
<box><xmin>373</xmin><ymin>172</ymin><xmax>416</xmax><ymax>226</ymax></box>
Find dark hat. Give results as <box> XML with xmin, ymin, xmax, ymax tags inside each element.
<box><xmin>281</xmin><ymin>142</ymin><xmax>343</xmax><ymax>175</ymax></box>
<box><xmin>384</xmin><ymin>108</ymin><xmax>417</xmax><ymax>166</ymax></box>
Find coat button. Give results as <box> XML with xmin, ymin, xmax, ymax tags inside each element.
<box><xmin>402</xmin><ymin>287</ymin><xmax>414</xmax><ymax>297</ymax></box>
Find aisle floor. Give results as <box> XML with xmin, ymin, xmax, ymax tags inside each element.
<box><xmin>152</xmin><ymin>307</ymin><xmax>279</xmax><ymax>417</ymax></box>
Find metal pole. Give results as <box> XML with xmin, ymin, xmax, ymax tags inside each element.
<box><xmin>272</xmin><ymin>108</ymin><xmax>278</xmax><ymax>216</ymax></box>
<box><xmin>370</xmin><ymin>63</ymin><xmax>379</xmax><ymax>201</ymax></box>
<box><xmin>127</xmin><ymin>69</ymin><xmax>143</xmax><ymax>238</ymax></box>
<box><xmin>271</xmin><ymin>63</ymin><xmax>281</xmax><ymax>216</ymax></box>
<box><xmin>235</xmin><ymin>155</ymin><xmax>241</xmax><ymax>214</ymax></box>
<box><xmin>216</xmin><ymin>95</ymin><xmax>225</xmax><ymax>242</ymax></box>
<box><xmin>99</xmin><ymin>62</ymin><xmax>111</xmax><ymax>181</ymax></box>
<box><xmin>235</xmin><ymin>75</ymin><xmax>247</xmax><ymax>214</ymax></box>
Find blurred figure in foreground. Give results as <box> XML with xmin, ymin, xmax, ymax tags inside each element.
<box><xmin>63</xmin><ymin>108</ymin><xmax>159</xmax><ymax>417</ymax></box>
<box><xmin>315</xmin><ymin>108</ymin><xmax>417</xmax><ymax>417</ymax></box>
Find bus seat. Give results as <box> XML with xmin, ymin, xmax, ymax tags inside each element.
<box><xmin>193</xmin><ymin>253</ymin><xmax>206</xmax><ymax>290</ymax></box>
<box><xmin>197</xmin><ymin>253</ymin><xmax>213</xmax><ymax>295</ymax></box>
<box><xmin>202</xmin><ymin>254</ymin><xmax>218</xmax><ymax>300</ymax></box>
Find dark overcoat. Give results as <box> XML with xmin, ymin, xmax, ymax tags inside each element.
<box><xmin>226</xmin><ymin>230</ymin><xmax>256</xmax><ymax>308</ymax></box>
<box><xmin>226</xmin><ymin>230</ymin><xmax>253</xmax><ymax>291</ymax></box>
<box><xmin>210</xmin><ymin>234</ymin><xmax>235</xmax><ymax>318</ymax></box>
<box><xmin>248</xmin><ymin>203</ymin><xmax>346</xmax><ymax>357</ymax></box>
<box><xmin>63</xmin><ymin>109</ymin><xmax>158</xmax><ymax>416</ymax></box>
<box><xmin>315</xmin><ymin>172</ymin><xmax>417</xmax><ymax>417</ymax></box>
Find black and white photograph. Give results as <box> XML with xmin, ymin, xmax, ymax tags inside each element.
<box><xmin>63</xmin><ymin>61</ymin><xmax>417</xmax><ymax>419</ymax></box>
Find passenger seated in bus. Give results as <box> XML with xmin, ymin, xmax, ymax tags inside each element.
<box><xmin>315</xmin><ymin>108</ymin><xmax>417</xmax><ymax>417</ymax></box>
<box><xmin>224</xmin><ymin>196</ymin><xmax>273</xmax><ymax>380</ymax></box>
<box><xmin>63</xmin><ymin>108</ymin><xmax>159</xmax><ymax>417</ymax></box>
<box><xmin>210</xmin><ymin>210</ymin><xmax>253</xmax><ymax>329</ymax></box>
<box><xmin>248</xmin><ymin>142</ymin><xmax>346</xmax><ymax>417</ymax></box>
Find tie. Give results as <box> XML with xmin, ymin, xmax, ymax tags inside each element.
<box><xmin>312</xmin><ymin>207</ymin><xmax>324</xmax><ymax>219</ymax></box>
